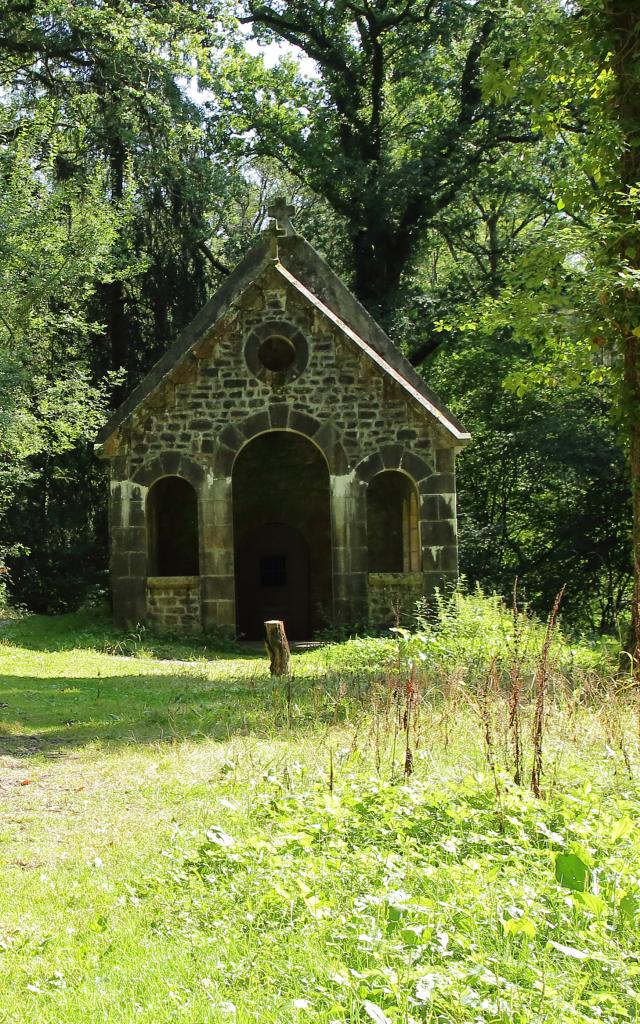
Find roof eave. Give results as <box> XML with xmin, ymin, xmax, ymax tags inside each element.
<box><xmin>95</xmin><ymin>235</ymin><xmax>273</xmax><ymax>446</ymax></box>
<box><xmin>275</xmin><ymin>262</ymin><xmax>471</xmax><ymax>446</ymax></box>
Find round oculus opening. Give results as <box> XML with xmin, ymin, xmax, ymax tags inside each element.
<box><xmin>257</xmin><ymin>335</ymin><xmax>296</xmax><ymax>372</ymax></box>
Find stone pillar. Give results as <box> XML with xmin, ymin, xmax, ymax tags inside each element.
<box><xmin>109</xmin><ymin>467</ymin><xmax>148</xmax><ymax>627</ymax></box>
<box><xmin>419</xmin><ymin>446</ymin><xmax>459</xmax><ymax>598</ymax></box>
<box><xmin>330</xmin><ymin>471</ymin><xmax>368</xmax><ymax>625</ymax></box>
<box><xmin>199</xmin><ymin>472</ymin><xmax>236</xmax><ymax>632</ymax></box>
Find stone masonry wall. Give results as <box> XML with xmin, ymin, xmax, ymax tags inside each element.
<box><xmin>123</xmin><ymin>268</ymin><xmax>442</xmax><ymax>471</ymax></box>
<box><xmin>367</xmin><ymin>573</ymin><xmax>427</xmax><ymax>629</ymax></box>
<box><xmin>146</xmin><ymin>576</ymin><xmax>201</xmax><ymax>633</ymax></box>
<box><xmin>105</xmin><ymin>260</ymin><xmax>459</xmax><ymax>632</ymax></box>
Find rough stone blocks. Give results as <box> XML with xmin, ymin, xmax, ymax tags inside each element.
<box><xmin>102</xmin><ymin>269</ymin><xmax>463</xmax><ymax>636</ymax></box>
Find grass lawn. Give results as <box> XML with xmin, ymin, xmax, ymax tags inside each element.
<box><xmin>0</xmin><ymin>609</ymin><xmax>639</xmax><ymax>1023</ymax></box>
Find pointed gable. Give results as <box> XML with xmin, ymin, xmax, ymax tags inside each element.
<box><xmin>95</xmin><ymin>233</ymin><xmax>469</xmax><ymax>449</ymax></box>
<box><xmin>101</xmin><ymin>218</ymin><xmax>467</xmax><ymax>638</ymax></box>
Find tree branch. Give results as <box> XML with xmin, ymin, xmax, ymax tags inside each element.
<box><xmin>197</xmin><ymin>241</ymin><xmax>230</xmax><ymax>277</ymax></box>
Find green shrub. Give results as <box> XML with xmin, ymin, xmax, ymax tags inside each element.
<box><xmin>397</xmin><ymin>584</ymin><xmax>618</xmax><ymax>680</ymax></box>
<box><xmin>313</xmin><ymin>585</ymin><xmax>618</xmax><ymax>685</ymax></box>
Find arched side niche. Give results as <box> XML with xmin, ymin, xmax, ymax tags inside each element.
<box><xmin>367</xmin><ymin>470</ymin><xmax>421</xmax><ymax>573</ymax></box>
<box><xmin>147</xmin><ymin>476</ymin><xmax>200</xmax><ymax>577</ymax></box>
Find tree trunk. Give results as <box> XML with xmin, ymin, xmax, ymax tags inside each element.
<box><xmin>623</xmin><ymin>334</ymin><xmax>640</xmax><ymax>672</ymax></box>
<box><xmin>265</xmin><ymin>619</ymin><xmax>291</xmax><ymax>676</ymax></box>
<box><xmin>605</xmin><ymin>0</ymin><xmax>640</xmax><ymax>670</ymax></box>
<box><xmin>351</xmin><ymin>223</ymin><xmax>410</xmax><ymax>320</ymax></box>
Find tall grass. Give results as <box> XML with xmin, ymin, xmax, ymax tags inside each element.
<box><xmin>311</xmin><ymin>584</ymin><xmax>628</xmax><ymax>797</ymax></box>
<box><xmin>1</xmin><ymin>602</ymin><xmax>638</xmax><ymax>1023</ymax></box>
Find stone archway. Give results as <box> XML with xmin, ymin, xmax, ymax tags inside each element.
<box><xmin>367</xmin><ymin>470</ymin><xmax>421</xmax><ymax>573</ymax></box>
<box><xmin>232</xmin><ymin>431</ymin><xmax>332</xmax><ymax>640</ymax></box>
<box><xmin>146</xmin><ymin>476</ymin><xmax>199</xmax><ymax>577</ymax></box>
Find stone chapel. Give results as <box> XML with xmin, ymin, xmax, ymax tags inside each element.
<box><xmin>95</xmin><ymin>201</ymin><xmax>470</xmax><ymax>639</ymax></box>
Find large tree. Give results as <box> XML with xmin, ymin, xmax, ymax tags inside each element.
<box><xmin>466</xmin><ymin>0</ymin><xmax>640</xmax><ymax>657</ymax></box>
<box><xmin>605</xmin><ymin>0</ymin><xmax>640</xmax><ymax>664</ymax></box>
<box><xmin>214</xmin><ymin>0</ymin><xmax>545</xmax><ymax>317</ymax></box>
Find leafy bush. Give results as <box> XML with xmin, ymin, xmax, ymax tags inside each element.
<box><xmin>313</xmin><ymin>585</ymin><xmax>618</xmax><ymax>684</ymax></box>
<box><xmin>398</xmin><ymin>584</ymin><xmax>617</xmax><ymax>679</ymax></box>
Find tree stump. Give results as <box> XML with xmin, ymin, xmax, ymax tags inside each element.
<box><xmin>264</xmin><ymin>619</ymin><xmax>291</xmax><ymax>676</ymax></box>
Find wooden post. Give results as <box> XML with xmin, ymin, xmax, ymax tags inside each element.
<box><xmin>264</xmin><ymin>619</ymin><xmax>291</xmax><ymax>676</ymax></box>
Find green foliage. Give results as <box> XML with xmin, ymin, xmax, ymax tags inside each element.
<box><xmin>456</xmin><ymin>0</ymin><xmax>640</xmax><ymax>652</ymax></box>
<box><xmin>555</xmin><ymin>852</ymin><xmax>590</xmax><ymax>892</ymax></box>
<box><xmin>395</xmin><ymin>584</ymin><xmax>616</xmax><ymax>677</ymax></box>
<box><xmin>317</xmin><ymin>585</ymin><xmax>617</xmax><ymax>680</ymax></box>
<box><xmin>0</xmin><ymin>105</ymin><xmax>120</xmax><ymax>534</ymax></box>
<box><xmin>429</xmin><ymin>342</ymin><xmax>632</xmax><ymax>631</ymax></box>
<box><xmin>215</xmin><ymin>0</ymin><xmax>551</xmax><ymax>313</ymax></box>
<box><xmin>168</xmin><ymin>774</ymin><xmax>640</xmax><ymax>1021</ymax></box>
<box><xmin>470</xmin><ymin>0</ymin><xmax>639</xmax><ymax>393</ymax></box>
<box><xmin>0</xmin><ymin>613</ymin><xmax>638</xmax><ymax>1021</ymax></box>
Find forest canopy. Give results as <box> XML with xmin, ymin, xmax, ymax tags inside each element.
<box><xmin>1</xmin><ymin>0</ymin><xmax>638</xmax><ymax>647</ymax></box>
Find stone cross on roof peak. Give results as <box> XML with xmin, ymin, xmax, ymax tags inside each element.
<box><xmin>267</xmin><ymin>196</ymin><xmax>296</xmax><ymax>236</ymax></box>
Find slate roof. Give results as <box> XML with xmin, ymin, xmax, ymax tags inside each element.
<box><xmin>95</xmin><ymin>232</ymin><xmax>470</xmax><ymax>447</ymax></box>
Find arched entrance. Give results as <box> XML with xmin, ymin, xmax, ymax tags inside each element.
<box><xmin>232</xmin><ymin>432</ymin><xmax>332</xmax><ymax>640</ymax></box>
<box><xmin>236</xmin><ymin>523</ymin><xmax>310</xmax><ymax>640</ymax></box>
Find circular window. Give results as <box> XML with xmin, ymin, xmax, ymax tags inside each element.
<box><xmin>258</xmin><ymin>335</ymin><xmax>296</xmax><ymax>372</ymax></box>
<box><xmin>245</xmin><ymin>319</ymin><xmax>309</xmax><ymax>387</ymax></box>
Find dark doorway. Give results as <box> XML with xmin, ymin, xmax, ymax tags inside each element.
<box><xmin>232</xmin><ymin>432</ymin><xmax>332</xmax><ymax>639</ymax></box>
<box><xmin>147</xmin><ymin>476</ymin><xmax>199</xmax><ymax>576</ymax></box>
<box><xmin>235</xmin><ymin>522</ymin><xmax>310</xmax><ymax>640</ymax></box>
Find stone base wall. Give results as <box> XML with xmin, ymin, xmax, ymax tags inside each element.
<box><xmin>367</xmin><ymin>572</ymin><xmax>426</xmax><ymax>628</ymax></box>
<box><xmin>146</xmin><ymin>576</ymin><xmax>202</xmax><ymax>633</ymax></box>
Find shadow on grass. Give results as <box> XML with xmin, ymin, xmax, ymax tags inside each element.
<box><xmin>0</xmin><ymin>609</ymin><xmax>262</xmax><ymax>661</ymax></box>
<box><xmin>0</xmin><ymin>613</ymin><xmax>380</xmax><ymax>757</ymax></box>
<box><xmin>0</xmin><ymin>667</ymin><xmax>338</xmax><ymax>756</ymax></box>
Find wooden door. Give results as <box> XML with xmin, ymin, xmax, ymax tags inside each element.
<box><xmin>235</xmin><ymin>522</ymin><xmax>310</xmax><ymax>640</ymax></box>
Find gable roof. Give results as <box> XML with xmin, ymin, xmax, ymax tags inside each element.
<box><xmin>95</xmin><ymin>232</ymin><xmax>470</xmax><ymax>447</ymax></box>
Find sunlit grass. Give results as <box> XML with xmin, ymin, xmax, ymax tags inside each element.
<box><xmin>0</xmin><ymin>609</ymin><xmax>638</xmax><ymax>1023</ymax></box>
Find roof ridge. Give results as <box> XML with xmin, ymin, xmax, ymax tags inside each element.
<box><xmin>275</xmin><ymin>262</ymin><xmax>470</xmax><ymax>443</ymax></box>
<box><xmin>96</xmin><ymin>236</ymin><xmax>273</xmax><ymax>445</ymax></box>
<box><xmin>276</xmin><ymin>235</ymin><xmax>469</xmax><ymax>439</ymax></box>
<box><xmin>95</xmin><ymin>231</ymin><xmax>469</xmax><ymax>449</ymax></box>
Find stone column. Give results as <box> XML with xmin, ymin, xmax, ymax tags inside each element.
<box><xmin>199</xmin><ymin>472</ymin><xmax>236</xmax><ymax>631</ymax></box>
<box><xmin>419</xmin><ymin>446</ymin><xmax>459</xmax><ymax>597</ymax></box>
<box><xmin>109</xmin><ymin>466</ymin><xmax>148</xmax><ymax>627</ymax></box>
<box><xmin>330</xmin><ymin>471</ymin><xmax>368</xmax><ymax>625</ymax></box>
